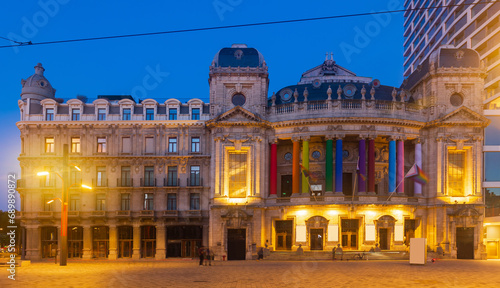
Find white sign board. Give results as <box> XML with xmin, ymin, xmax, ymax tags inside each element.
<box><xmin>365</xmin><ymin>224</ymin><xmax>376</xmax><ymax>242</ymax></box>
<box><xmin>296</xmin><ymin>225</ymin><xmax>306</xmax><ymax>242</ymax></box>
<box><xmin>395</xmin><ymin>224</ymin><xmax>404</xmax><ymax>242</ymax></box>
<box><xmin>328</xmin><ymin>224</ymin><xmax>338</xmax><ymax>242</ymax></box>
<box><xmin>311</xmin><ymin>185</ymin><xmax>322</xmax><ymax>191</ymax></box>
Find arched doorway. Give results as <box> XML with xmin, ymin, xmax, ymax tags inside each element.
<box><xmin>376</xmin><ymin>215</ymin><xmax>396</xmax><ymax>250</ymax></box>
<box><xmin>306</xmin><ymin>216</ymin><xmax>329</xmax><ymax>250</ymax></box>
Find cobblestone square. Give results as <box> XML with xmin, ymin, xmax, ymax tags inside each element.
<box><xmin>2</xmin><ymin>259</ymin><xmax>500</xmax><ymax>288</ymax></box>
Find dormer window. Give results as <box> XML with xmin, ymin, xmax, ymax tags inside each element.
<box><xmin>46</xmin><ymin>108</ymin><xmax>54</xmax><ymax>121</ymax></box>
<box><xmin>98</xmin><ymin>108</ymin><xmax>106</xmax><ymax>121</ymax></box>
<box><xmin>169</xmin><ymin>108</ymin><xmax>177</xmax><ymax>120</ymax></box>
<box><xmin>123</xmin><ymin>108</ymin><xmax>131</xmax><ymax>120</ymax></box>
<box><xmin>72</xmin><ymin>109</ymin><xmax>80</xmax><ymax>121</ymax></box>
<box><xmin>146</xmin><ymin>108</ymin><xmax>154</xmax><ymax>120</ymax></box>
<box><xmin>192</xmin><ymin>108</ymin><xmax>200</xmax><ymax>120</ymax></box>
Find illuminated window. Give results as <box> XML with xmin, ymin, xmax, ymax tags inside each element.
<box><xmin>448</xmin><ymin>150</ymin><xmax>465</xmax><ymax>196</ymax></box>
<box><xmin>71</xmin><ymin>137</ymin><xmax>80</xmax><ymax>153</ymax></box>
<box><xmin>45</xmin><ymin>137</ymin><xmax>55</xmax><ymax>153</ymax></box>
<box><xmin>97</xmin><ymin>137</ymin><xmax>107</xmax><ymax>153</ymax></box>
<box><xmin>229</xmin><ymin>152</ymin><xmax>247</xmax><ymax>198</ymax></box>
<box><xmin>143</xmin><ymin>193</ymin><xmax>154</xmax><ymax>210</ymax></box>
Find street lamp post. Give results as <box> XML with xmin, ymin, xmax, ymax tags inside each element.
<box><xmin>38</xmin><ymin>144</ymin><xmax>92</xmax><ymax>266</ymax></box>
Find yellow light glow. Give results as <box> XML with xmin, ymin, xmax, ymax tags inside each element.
<box><xmin>296</xmin><ymin>210</ymin><xmax>307</xmax><ymax>216</ymax></box>
<box><xmin>393</xmin><ymin>210</ymin><xmax>402</xmax><ymax>216</ymax></box>
<box><xmin>37</xmin><ymin>171</ymin><xmax>49</xmax><ymax>176</ymax></box>
<box><xmin>81</xmin><ymin>184</ymin><xmax>92</xmax><ymax>190</ymax></box>
<box><xmin>227</xmin><ymin>198</ymin><xmax>247</xmax><ymax>204</ymax></box>
<box><xmin>366</xmin><ymin>211</ymin><xmax>376</xmax><ymax>217</ymax></box>
<box><xmin>74</xmin><ymin>166</ymin><xmax>81</xmax><ymax>171</ymax></box>
<box><xmin>46</xmin><ymin>200</ymin><xmax>54</xmax><ymax>204</ymax></box>
<box><xmin>327</xmin><ymin>210</ymin><xmax>338</xmax><ymax>216</ymax></box>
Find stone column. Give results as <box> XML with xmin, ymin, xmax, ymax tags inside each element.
<box><xmin>388</xmin><ymin>138</ymin><xmax>396</xmax><ymax>193</ymax></box>
<box><xmin>26</xmin><ymin>226</ymin><xmax>41</xmax><ymax>261</ymax></box>
<box><xmin>367</xmin><ymin>137</ymin><xmax>375</xmax><ymax>194</ymax></box>
<box><xmin>325</xmin><ymin>136</ymin><xmax>334</xmax><ymax>194</ymax></box>
<box><xmin>302</xmin><ymin>137</ymin><xmax>310</xmax><ymax>194</ymax></box>
<box><xmin>358</xmin><ymin>137</ymin><xmax>366</xmax><ymax>194</ymax></box>
<box><xmin>155</xmin><ymin>223</ymin><xmax>166</xmax><ymax>260</ymax></box>
<box><xmin>82</xmin><ymin>225</ymin><xmax>92</xmax><ymax>259</ymax></box>
<box><xmin>132</xmin><ymin>224</ymin><xmax>141</xmax><ymax>259</ymax></box>
<box><xmin>292</xmin><ymin>137</ymin><xmax>300</xmax><ymax>195</ymax></box>
<box><xmin>335</xmin><ymin>137</ymin><xmax>343</xmax><ymax>194</ymax></box>
<box><xmin>108</xmin><ymin>224</ymin><xmax>118</xmax><ymax>260</ymax></box>
<box><xmin>269</xmin><ymin>140</ymin><xmax>277</xmax><ymax>197</ymax></box>
<box><xmin>397</xmin><ymin>139</ymin><xmax>404</xmax><ymax>194</ymax></box>
<box><xmin>414</xmin><ymin>139</ymin><xmax>422</xmax><ymax>195</ymax></box>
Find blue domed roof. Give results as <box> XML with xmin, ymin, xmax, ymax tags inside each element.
<box><xmin>213</xmin><ymin>44</ymin><xmax>265</xmax><ymax>68</ymax></box>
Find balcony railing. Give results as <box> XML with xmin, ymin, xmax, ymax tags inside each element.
<box><xmin>92</xmin><ymin>178</ymin><xmax>108</xmax><ymax>187</ymax></box>
<box><xmin>91</xmin><ymin>211</ymin><xmax>106</xmax><ymax>217</ymax></box>
<box><xmin>164</xmin><ymin>178</ymin><xmax>180</xmax><ymax>187</ymax></box>
<box><xmin>117</xmin><ymin>178</ymin><xmax>133</xmax><ymax>187</ymax></box>
<box><xmin>187</xmin><ymin>177</ymin><xmax>203</xmax><ymax>187</ymax></box>
<box><xmin>116</xmin><ymin>210</ymin><xmax>131</xmax><ymax>217</ymax></box>
<box><xmin>140</xmin><ymin>178</ymin><xmax>156</xmax><ymax>187</ymax></box>
<box><xmin>162</xmin><ymin>210</ymin><xmax>178</xmax><ymax>217</ymax></box>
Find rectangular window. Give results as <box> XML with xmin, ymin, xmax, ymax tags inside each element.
<box><xmin>122</xmin><ymin>108</ymin><xmax>131</xmax><ymax>120</ymax></box>
<box><xmin>448</xmin><ymin>150</ymin><xmax>465</xmax><ymax>196</ymax></box>
<box><xmin>228</xmin><ymin>152</ymin><xmax>247</xmax><ymax>198</ymax></box>
<box><xmin>146</xmin><ymin>108</ymin><xmax>154</xmax><ymax>120</ymax></box>
<box><xmin>72</xmin><ymin>109</ymin><xmax>80</xmax><ymax>121</ymax></box>
<box><xmin>71</xmin><ymin>137</ymin><xmax>80</xmax><ymax>153</ymax></box>
<box><xmin>96</xmin><ymin>194</ymin><xmax>106</xmax><ymax>211</ymax></box>
<box><xmin>97</xmin><ymin>137</ymin><xmax>107</xmax><ymax>153</ymax></box>
<box><xmin>41</xmin><ymin>166</ymin><xmax>54</xmax><ymax>187</ymax></box>
<box><xmin>144</xmin><ymin>166</ymin><xmax>155</xmax><ymax>187</ymax></box>
<box><xmin>145</xmin><ymin>137</ymin><xmax>155</xmax><ymax>154</ymax></box>
<box><xmin>190</xmin><ymin>166</ymin><xmax>200</xmax><ymax>186</ymax></box>
<box><xmin>122</xmin><ymin>137</ymin><xmax>131</xmax><ymax>154</ymax></box>
<box><xmin>191</xmin><ymin>108</ymin><xmax>200</xmax><ymax>120</ymax></box>
<box><xmin>121</xmin><ymin>166</ymin><xmax>131</xmax><ymax>187</ymax></box>
<box><xmin>167</xmin><ymin>166</ymin><xmax>178</xmax><ymax>186</ymax></box>
<box><xmin>45</xmin><ymin>137</ymin><xmax>55</xmax><ymax>153</ymax></box>
<box><xmin>98</xmin><ymin>108</ymin><xmax>106</xmax><ymax>120</ymax></box>
<box><xmin>191</xmin><ymin>137</ymin><xmax>200</xmax><ymax>153</ymax></box>
<box><xmin>190</xmin><ymin>193</ymin><xmax>200</xmax><ymax>210</ymax></box>
<box><xmin>168</xmin><ymin>137</ymin><xmax>177</xmax><ymax>153</ymax></box>
<box><xmin>169</xmin><ymin>108</ymin><xmax>177</xmax><ymax>120</ymax></box>
<box><xmin>70</xmin><ymin>170</ymin><xmax>81</xmax><ymax>185</ymax></box>
<box><xmin>46</xmin><ymin>108</ymin><xmax>54</xmax><ymax>121</ymax></box>
<box><xmin>121</xmin><ymin>194</ymin><xmax>130</xmax><ymax>211</ymax></box>
<box><xmin>143</xmin><ymin>193</ymin><xmax>154</xmax><ymax>210</ymax></box>
<box><xmin>43</xmin><ymin>194</ymin><xmax>54</xmax><ymax>212</ymax></box>
<box><xmin>69</xmin><ymin>194</ymin><xmax>80</xmax><ymax>211</ymax></box>
<box><xmin>96</xmin><ymin>166</ymin><xmax>106</xmax><ymax>187</ymax></box>
<box><xmin>167</xmin><ymin>194</ymin><xmax>177</xmax><ymax>211</ymax></box>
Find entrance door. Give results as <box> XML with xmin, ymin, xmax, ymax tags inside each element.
<box><xmin>281</xmin><ymin>175</ymin><xmax>293</xmax><ymax>197</ymax></box>
<box><xmin>341</xmin><ymin>219</ymin><xmax>358</xmax><ymax>250</ymax></box>
<box><xmin>142</xmin><ymin>240</ymin><xmax>156</xmax><ymax>258</ymax></box>
<box><xmin>227</xmin><ymin>229</ymin><xmax>246</xmax><ymax>260</ymax></box>
<box><xmin>456</xmin><ymin>227</ymin><xmax>474</xmax><ymax>259</ymax></box>
<box><xmin>119</xmin><ymin>240</ymin><xmax>133</xmax><ymax>258</ymax></box>
<box><xmin>310</xmin><ymin>229</ymin><xmax>324</xmax><ymax>250</ymax></box>
<box><xmin>276</xmin><ymin>233</ymin><xmax>292</xmax><ymax>250</ymax></box>
<box><xmin>343</xmin><ymin>173</ymin><xmax>353</xmax><ymax>196</ymax></box>
<box><xmin>379</xmin><ymin>228</ymin><xmax>389</xmax><ymax>250</ymax></box>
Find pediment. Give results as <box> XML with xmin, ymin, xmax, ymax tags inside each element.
<box><xmin>207</xmin><ymin>106</ymin><xmax>269</xmax><ymax>126</ymax></box>
<box><xmin>426</xmin><ymin>106</ymin><xmax>490</xmax><ymax>127</ymax></box>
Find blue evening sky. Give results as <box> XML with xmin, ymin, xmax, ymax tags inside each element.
<box><xmin>0</xmin><ymin>0</ymin><xmax>406</xmax><ymax>210</ymax></box>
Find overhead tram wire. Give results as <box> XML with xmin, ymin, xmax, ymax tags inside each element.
<box><xmin>0</xmin><ymin>0</ymin><xmax>498</xmax><ymax>49</ymax></box>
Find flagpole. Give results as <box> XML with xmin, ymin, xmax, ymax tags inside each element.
<box><xmin>383</xmin><ymin>164</ymin><xmax>416</xmax><ymax>205</ymax></box>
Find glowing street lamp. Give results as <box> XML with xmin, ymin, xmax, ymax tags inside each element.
<box><xmin>36</xmin><ymin>145</ymin><xmax>92</xmax><ymax>266</ymax></box>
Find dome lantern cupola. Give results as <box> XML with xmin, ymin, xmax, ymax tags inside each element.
<box><xmin>21</xmin><ymin>63</ymin><xmax>56</xmax><ymax>101</ymax></box>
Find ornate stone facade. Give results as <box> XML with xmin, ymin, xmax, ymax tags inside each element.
<box><xmin>17</xmin><ymin>44</ymin><xmax>489</xmax><ymax>261</ymax></box>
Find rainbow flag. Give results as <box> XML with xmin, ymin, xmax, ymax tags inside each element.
<box><xmin>300</xmin><ymin>164</ymin><xmax>318</xmax><ymax>181</ymax></box>
<box><xmin>356</xmin><ymin>157</ymin><xmax>367</xmax><ymax>182</ymax></box>
<box><xmin>405</xmin><ymin>164</ymin><xmax>429</xmax><ymax>185</ymax></box>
